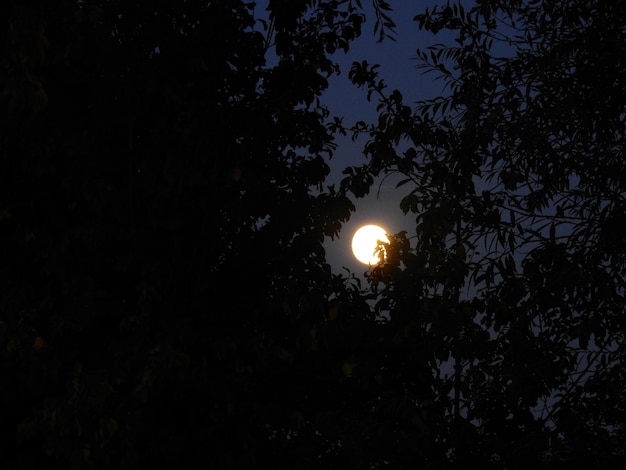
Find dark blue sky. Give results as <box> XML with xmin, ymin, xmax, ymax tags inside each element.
<box><xmin>321</xmin><ymin>2</ymin><xmax>453</xmax><ymax>275</ymax></box>
<box><xmin>322</xmin><ymin>2</ymin><xmax>450</xmax><ymax>180</ymax></box>
<box><xmin>252</xmin><ymin>1</ymin><xmax>456</xmax><ymax>274</ymax></box>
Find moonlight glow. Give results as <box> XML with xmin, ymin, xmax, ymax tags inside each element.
<box><xmin>351</xmin><ymin>224</ymin><xmax>389</xmax><ymax>265</ymax></box>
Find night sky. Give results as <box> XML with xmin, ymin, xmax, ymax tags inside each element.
<box><xmin>318</xmin><ymin>2</ymin><xmax>453</xmax><ymax>276</ymax></box>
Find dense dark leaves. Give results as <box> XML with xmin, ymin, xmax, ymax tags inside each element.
<box><xmin>4</xmin><ymin>0</ymin><xmax>626</xmax><ymax>468</ymax></box>
<box><xmin>0</xmin><ymin>1</ymin><xmax>401</xmax><ymax>469</ymax></box>
<box><xmin>343</xmin><ymin>0</ymin><xmax>626</xmax><ymax>467</ymax></box>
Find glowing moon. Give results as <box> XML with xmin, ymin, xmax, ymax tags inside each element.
<box><xmin>351</xmin><ymin>224</ymin><xmax>389</xmax><ymax>265</ymax></box>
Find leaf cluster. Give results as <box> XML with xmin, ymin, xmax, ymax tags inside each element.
<box><xmin>0</xmin><ymin>1</ymin><xmax>410</xmax><ymax>468</ymax></box>
<box><xmin>343</xmin><ymin>0</ymin><xmax>626</xmax><ymax>466</ymax></box>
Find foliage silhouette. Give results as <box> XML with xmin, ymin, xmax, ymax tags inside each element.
<box><xmin>0</xmin><ymin>1</ymin><xmax>393</xmax><ymax>468</ymax></box>
<box><xmin>342</xmin><ymin>0</ymin><xmax>626</xmax><ymax>467</ymax></box>
<box><xmin>2</xmin><ymin>0</ymin><xmax>626</xmax><ymax>469</ymax></box>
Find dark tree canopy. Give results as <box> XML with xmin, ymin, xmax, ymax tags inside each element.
<box><xmin>0</xmin><ymin>1</ymin><xmax>375</xmax><ymax>468</ymax></box>
<box><xmin>2</xmin><ymin>0</ymin><xmax>626</xmax><ymax>469</ymax></box>
<box><xmin>343</xmin><ymin>0</ymin><xmax>626</xmax><ymax>467</ymax></box>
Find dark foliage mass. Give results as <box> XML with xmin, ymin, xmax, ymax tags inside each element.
<box><xmin>345</xmin><ymin>0</ymin><xmax>626</xmax><ymax>467</ymax></box>
<box><xmin>1</xmin><ymin>0</ymin><xmax>625</xmax><ymax>469</ymax></box>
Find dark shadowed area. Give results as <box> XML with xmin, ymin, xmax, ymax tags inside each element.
<box><xmin>2</xmin><ymin>1</ymin><xmax>626</xmax><ymax>469</ymax></box>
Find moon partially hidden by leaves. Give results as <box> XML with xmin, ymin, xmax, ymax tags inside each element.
<box><xmin>351</xmin><ymin>224</ymin><xmax>389</xmax><ymax>265</ymax></box>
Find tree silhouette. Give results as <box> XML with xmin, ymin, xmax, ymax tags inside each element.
<box><xmin>3</xmin><ymin>0</ymin><xmax>626</xmax><ymax>469</ymax></box>
<box><xmin>0</xmin><ymin>1</ymin><xmax>392</xmax><ymax>468</ymax></box>
<box><xmin>343</xmin><ymin>0</ymin><xmax>626</xmax><ymax>467</ymax></box>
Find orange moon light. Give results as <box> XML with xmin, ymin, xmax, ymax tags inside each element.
<box><xmin>351</xmin><ymin>224</ymin><xmax>389</xmax><ymax>265</ymax></box>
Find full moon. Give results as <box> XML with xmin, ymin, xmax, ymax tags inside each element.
<box><xmin>351</xmin><ymin>224</ymin><xmax>389</xmax><ymax>265</ymax></box>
